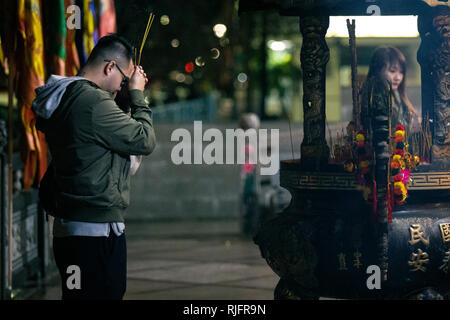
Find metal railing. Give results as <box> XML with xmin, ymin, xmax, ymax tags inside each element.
<box><xmin>152</xmin><ymin>94</ymin><xmax>217</xmax><ymax>123</ymax></box>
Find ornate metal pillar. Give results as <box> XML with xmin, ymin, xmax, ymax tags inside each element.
<box><xmin>370</xmin><ymin>80</ymin><xmax>391</xmax><ymax>282</ymax></box>
<box><xmin>299</xmin><ymin>15</ymin><xmax>330</xmax><ymax>170</ymax></box>
<box><xmin>417</xmin><ymin>6</ymin><xmax>450</xmax><ymax>165</ymax></box>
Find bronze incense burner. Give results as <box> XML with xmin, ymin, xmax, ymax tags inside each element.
<box><xmin>239</xmin><ymin>0</ymin><xmax>450</xmax><ymax>299</ymax></box>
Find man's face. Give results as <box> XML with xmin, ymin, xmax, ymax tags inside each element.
<box><xmin>103</xmin><ymin>59</ymin><xmax>134</xmax><ymax>96</ymax></box>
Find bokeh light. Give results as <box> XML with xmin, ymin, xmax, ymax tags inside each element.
<box><xmin>169</xmin><ymin>70</ymin><xmax>178</xmax><ymax>81</ymax></box>
<box><xmin>160</xmin><ymin>15</ymin><xmax>170</xmax><ymax>25</ymax></box>
<box><xmin>175</xmin><ymin>73</ymin><xmax>186</xmax><ymax>83</ymax></box>
<box><xmin>210</xmin><ymin>48</ymin><xmax>220</xmax><ymax>59</ymax></box>
<box><xmin>237</xmin><ymin>73</ymin><xmax>248</xmax><ymax>83</ymax></box>
<box><xmin>184</xmin><ymin>75</ymin><xmax>193</xmax><ymax>85</ymax></box>
<box><xmin>185</xmin><ymin>62</ymin><xmax>194</xmax><ymax>73</ymax></box>
<box><xmin>195</xmin><ymin>56</ymin><xmax>205</xmax><ymax>67</ymax></box>
<box><xmin>213</xmin><ymin>24</ymin><xmax>227</xmax><ymax>38</ymax></box>
<box><xmin>175</xmin><ymin>86</ymin><xmax>190</xmax><ymax>99</ymax></box>
<box><xmin>219</xmin><ymin>37</ymin><xmax>229</xmax><ymax>47</ymax></box>
<box><xmin>268</xmin><ymin>40</ymin><xmax>286</xmax><ymax>51</ymax></box>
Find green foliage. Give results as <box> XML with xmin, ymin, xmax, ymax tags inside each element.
<box><xmin>267</xmin><ymin>52</ymin><xmax>301</xmax><ymax>94</ymax></box>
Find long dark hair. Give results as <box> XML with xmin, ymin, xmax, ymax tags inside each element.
<box><xmin>366</xmin><ymin>46</ymin><xmax>417</xmax><ymax>116</ymax></box>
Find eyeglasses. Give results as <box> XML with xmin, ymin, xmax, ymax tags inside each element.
<box><xmin>104</xmin><ymin>59</ymin><xmax>129</xmax><ymax>88</ymax></box>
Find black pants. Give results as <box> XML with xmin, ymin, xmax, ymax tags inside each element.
<box><xmin>53</xmin><ymin>229</ymin><xmax>127</xmax><ymax>300</ymax></box>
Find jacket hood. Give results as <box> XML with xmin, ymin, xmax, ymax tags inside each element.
<box><xmin>31</xmin><ymin>75</ymin><xmax>86</xmax><ymax>119</ymax></box>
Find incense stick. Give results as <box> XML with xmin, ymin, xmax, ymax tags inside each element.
<box><xmin>347</xmin><ymin>19</ymin><xmax>360</xmax><ymax>129</ymax></box>
<box><xmin>138</xmin><ymin>13</ymin><xmax>155</xmax><ymax>66</ymax></box>
<box><xmin>287</xmin><ymin>113</ymin><xmax>295</xmax><ymax>160</ymax></box>
<box><xmin>138</xmin><ymin>14</ymin><xmax>152</xmax><ymax>65</ymax></box>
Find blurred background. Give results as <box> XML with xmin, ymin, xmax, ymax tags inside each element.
<box><xmin>0</xmin><ymin>0</ymin><xmax>423</xmax><ymax>299</ymax></box>
<box><xmin>115</xmin><ymin>1</ymin><xmax>421</xmax><ymax>123</ymax></box>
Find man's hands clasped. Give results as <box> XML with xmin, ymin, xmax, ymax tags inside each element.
<box><xmin>128</xmin><ymin>65</ymin><xmax>148</xmax><ymax>91</ymax></box>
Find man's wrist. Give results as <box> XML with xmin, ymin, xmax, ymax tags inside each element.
<box><xmin>129</xmin><ymin>90</ymin><xmax>148</xmax><ymax>107</ymax></box>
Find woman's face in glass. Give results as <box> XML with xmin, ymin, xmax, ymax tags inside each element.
<box><xmin>382</xmin><ymin>62</ymin><xmax>404</xmax><ymax>91</ymax></box>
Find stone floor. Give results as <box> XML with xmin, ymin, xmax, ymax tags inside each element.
<box><xmin>30</xmin><ymin>219</ymin><xmax>280</xmax><ymax>300</ymax></box>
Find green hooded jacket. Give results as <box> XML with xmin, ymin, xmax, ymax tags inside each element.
<box><xmin>34</xmin><ymin>77</ymin><xmax>156</xmax><ymax>222</ymax></box>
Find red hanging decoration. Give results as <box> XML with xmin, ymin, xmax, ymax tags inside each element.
<box><xmin>386</xmin><ymin>183</ymin><xmax>393</xmax><ymax>223</ymax></box>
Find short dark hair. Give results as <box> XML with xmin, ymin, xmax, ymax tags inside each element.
<box><xmin>86</xmin><ymin>34</ymin><xmax>134</xmax><ymax>66</ymax></box>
